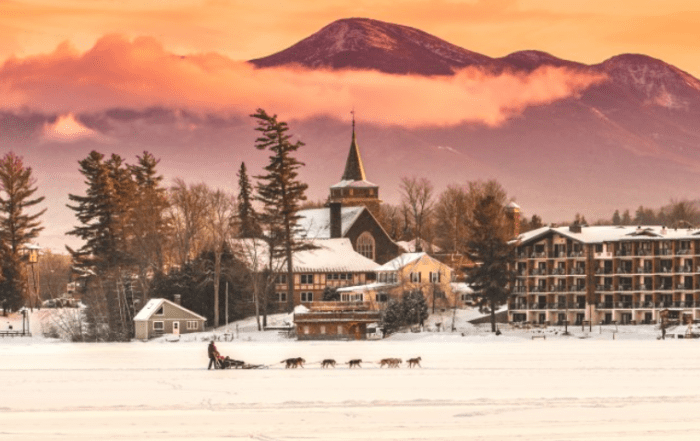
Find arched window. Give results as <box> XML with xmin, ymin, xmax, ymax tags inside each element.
<box><xmin>357</xmin><ymin>232</ymin><xmax>375</xmax><ymax>260</ymax></box>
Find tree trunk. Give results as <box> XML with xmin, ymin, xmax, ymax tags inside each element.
<box><xmin>214</xmin><ymin>250</ymin><xmax>221</xmax><ymax>328</ymax></box>
<box><xmin>490</xmin><ymin>297</ymin><xmax>497</xmax><ymax>333</ymax></box>
<box><xmin>253</xmin><ymin>274</ymin><xmax>261</xmax><ymax>331</ymax></box>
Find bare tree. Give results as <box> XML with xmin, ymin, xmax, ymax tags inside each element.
<box><xmin>433</xmin><ymin>185</ymin><xmax>468</xmax><ymax>254</ymax></box>
<box><xmin>167</xmin><ymin>179</ymin><xmax>210</xmax><ymax>267</ymax></box>
<box><xmin>400</xmin><ymin>176</ymin><xmax>435</xmax><ymax>252</ymax></box>
<box><xmin>38</xmin><ymin>250</ymin><xmax>72</xmax><ymax>300</ymax></box>
<box><xmin>203</xmin><ymin>188</ymin><xmax>236</xmax><ymax>328</ymax></box>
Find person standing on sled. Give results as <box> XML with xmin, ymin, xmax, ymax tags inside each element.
<box><xmin>208</xmin><ymin>341</ymin><xmax>221</xmax><ymax>369</ymax></box>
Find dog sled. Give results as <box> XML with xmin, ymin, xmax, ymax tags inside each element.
<box><xmin>216</xmin><ymin>356</ymin><xmax>268</xmax><ymax>369</ymax></box>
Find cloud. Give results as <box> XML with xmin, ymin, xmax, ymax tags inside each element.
<box><xmin>0</xmin><ymin>35</ymin><xmax>605</xmax><ymax>128</ymax></box>
<box><xmin>42</xmin><ymin>113</ymin><xmax>97</xmax><ymax>142</ymax></box>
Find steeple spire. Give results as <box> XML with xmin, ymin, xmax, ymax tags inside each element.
<box><xmin>341</xmin><ymin>111</ymin><xmax>366</xmax><ymax>181</ymax></box>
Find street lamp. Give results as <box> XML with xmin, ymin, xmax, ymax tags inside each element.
<box><xmin>25</xmin><ymin>244</ymin><xmax>41</xmax><ymax>310</ymax></box>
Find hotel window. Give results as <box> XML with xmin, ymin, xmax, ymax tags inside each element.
<box><xmin>300</xmin><ymin>274</ymin><xmax>314</xmax><ymax>285</ymax></box>
<box><xmin>357</xmin><ymin>232</ymin><xmax>375</xmax><ymax>260</ymax></box>
<box><xmin>301</xmin><ymin>292</ymin><xmax>313</xmax><ymax>302</ymax></box>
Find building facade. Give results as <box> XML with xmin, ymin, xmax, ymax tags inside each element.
<box><xmin>337</xmin><ymin>252</ymin><xmax>456</xmax><ymax>311</ymax></box>
<box><xmin>509</xmin><ymin>225</ymin><xmax>700</xmax><ymax>325</ymax></box>
<box><xmin>134</xmin><ymin>297</ymin><xmax>207</xmax><ymax>340</ymax></box>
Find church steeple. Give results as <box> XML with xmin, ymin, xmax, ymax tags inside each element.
<box><xmin>329</xmin><ymin>112</ymin><xmax>381</xmax><ymax>217</ymax></box>
<box><xmin>341</xmin><ymin>111</ymin><xmax>366</xmax><ymax>182</ymax></box>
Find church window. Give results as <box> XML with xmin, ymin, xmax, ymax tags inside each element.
<box><xmin>357</xmin><ymin>232</ymin><xmax>375</xmax><ymax>260</ymax></box>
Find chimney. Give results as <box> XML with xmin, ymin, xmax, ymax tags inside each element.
<box><xmin>330</xmin><ymin>202</ymin><xmax>342</xmax><ymax>238</ymax></box>
<box><xmin>173</xmin><ymin>294</ymin><xmax>181</xmax><ymax>305</ymax></box>
<box><xmin>569</xmin><ymin>223</ymin><xmax>581</xmax><ymax>234</ymax></box>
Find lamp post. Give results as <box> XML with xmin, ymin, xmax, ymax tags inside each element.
<box><xmin>26</xmin><ymin>244</ymin><xmax>41</xmax><ymax>311</ymax></box>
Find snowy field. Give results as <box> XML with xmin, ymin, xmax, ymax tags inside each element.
<box><xmin>2</xmin><ymin>310</ymin><xmax>700</xmax><ymax>440</ymax></box>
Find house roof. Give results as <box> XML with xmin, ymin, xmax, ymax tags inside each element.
<box><xmin>330</xmin><ymin>179</ymin><xmax>378</xmax><ymax>189</ymax></box>
<box><xmin>134</xmin><ymin>298</ymin><xmax>207</xmax><ymax>322</ymax></box>
<box><xmin>376</xmin><ymin>252</ymin><xmax>427</xmax><ymax>271</ymax></box>
<box><xmin>514</xmin><ymin>225</ymin><xmax>700</xmax><ymax>245</ymax></box>
<box><xmin>233</xmin><ymin>238</ymin><xmax>379</xmax><ymax>273</ymax></box>
<box><xmin>296</xmin><ymin>206</ymin><xmax>364</xmax><ymax>239</ymax></box>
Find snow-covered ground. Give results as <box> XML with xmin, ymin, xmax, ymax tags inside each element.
<box><xmin>2</xmin><ymin>309</ymin><xmax>700</xmax><ymax>440</ymax></box>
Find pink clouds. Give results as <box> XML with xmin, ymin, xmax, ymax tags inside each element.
<box><xmin>0</xmin><ymin>35</ymin><xmax>605</xmax><ymax>127</ymax></box>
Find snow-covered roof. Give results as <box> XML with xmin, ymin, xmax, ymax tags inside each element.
<box><xmin>451</xmin><ymin>282</ymin><xmax>474</xmax><ymax>294</ymax></box>
<box><xmin>295</xmin><ymin>206</ymin><xmax>364</xmax><ymax>239</ymax></box>
<box><xmin>515</xmin><ymin>225</ymin><xmax>700</xmax><ymax>245</ymax></box>
<box><xmin>336</xmin><ymin>282</ymin><xmax>394</xmax><ymax>293</ymax></box>
<box><xmin>376</xmin><ymin>252</ymin><xmax>426</xmax><ymax>271</ymax></box>
<box><xmin>397</xmin><ymin>239</ymin><xmax>442</xmax><ymax>253</ymax></box>
<box><xmin>330</xmin><ymin>179</ymin><xmax>378</xmax><ymax>189</ymax></box>
<box><xmin>233</xmin><ymin>238</ymin><xmax>379</xmax><ymax>273</ymax></box>
<box><xmin>134</xmin><ymin>298</ymin><xmax>206</xmax><ymax>322</ymax></box>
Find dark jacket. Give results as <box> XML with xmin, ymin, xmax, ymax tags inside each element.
<box><xmin>208</xmin><ymin>342</ymin><xmax>219</xmax><ymax>359</ymax></box>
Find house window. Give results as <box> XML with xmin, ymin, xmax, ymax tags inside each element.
<box><xmin>300</xmin><ymin>274</ymin><xmax>314</xmax><ymax>285</ymax></box>
<box><xmin>301</xmin><ymin>292</ymin><xmax>313</xmax><ymax>302</ymax></box>
<box><xmin>410</xmin><ymin>272</ymin><xmax>422</xmax><ymax>283</ymax></box>
<box><xmin>277</xmin><ymin>292</ymin><xmax>287</xmax><ymax>302</ymax></box>
<box><xmin>187</xmin><ymin>321</ymin><xmax>198</xmax><ymax>330</ymax></box>
<box><xmin>390</xmin><ymin>273</ymin><xmax>397</xmax><ymax>284</ymax></box>
<box><xmin>429</xmin><ymin>272</ymin><xmax>441</xmax><ymax>283</ymax></box>
<box><xmin>339</xmin><ymin>273</ymin><xmax>347</xmax><ymax>280</ymax></box>
<box><xmin>275</xmin><ymin>274</ymin><xmax>287</xmax><ymax>285</ymax></box>
<box><xmin>320</xmin><ymin>325</ymin><xmax>326</xmax><ymax>334</ymax></box>
<box><xmin>304</xmin><ymin>326</ymin><xmax>309</xmax><ymax>335</ymax></box>
<box><xmin>376</xmin><ymin>293</ymin><xmax>389</xmax><ymax>302</ymax></box>
<box><xmin>155</xmin><ymin>306</ymin><xmax>164</xmax><ymax>316</ymax></box>
<box><xmin>461</xmin><ymin>293</ymin><xmax>470</xmax><ymax>302</ymax></box>
<box><xmin>337</xmin><ymin>325</ymin><xmax>343</xmax><ymax>334</ymax></box>
<box><xmin>153</xmin><ymin>321</ymin><xmax>164</xmax><ymax>333</ymax></box>
<box><xmin>341</xmin><ymin>293</ymin><xmax>363</xmax><ymax>302</ymax></box>
<box><xmin>357</xmin><ymin>232</ymin><xmax>375</xmax><ymax>260</ymax></box>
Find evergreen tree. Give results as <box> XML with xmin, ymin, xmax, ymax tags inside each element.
<box><xmin>0</xmin><ymin>152</ymin><xmax>45</xmax><ymax>312</ymax></box>
<box><xmin>462</xmin><ymin>181</ymin><xmax>516</xmax><ymax>332</ymax></box>
<box><xmin>612</xmin><ymin>210</ymin><xmax>621</xmax><ymax>225</ymax></box>
<box><xmin>130</xmin><ymin>151</ymin><xmax>170</xmax><ymax>301</ymax></box>
<box><xmin>66</xmin><ymin>151</ymin><xmax>133</xmax><ymax>272</ymax></box>
<box><xmin>621</xmin><ymin>209</ymin><xmax>632</xmax><ymax>225</ymax></box>
<box><xmin>236</xmin><ymin>162</ymin><xmax>260</xmax><ymax>238</ymax></box>
<box><xmin>251</xmin><ymin>108</ymin><xmax>309</xmax><ymax>312</ymax></box>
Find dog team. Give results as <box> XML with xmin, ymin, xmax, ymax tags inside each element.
<box><xmin>280</xmin><ymin>356</ymin><xmax>422</xmax><ymax>368</ymax></box>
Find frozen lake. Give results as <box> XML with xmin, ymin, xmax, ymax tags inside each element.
<box><xmin>3</xmin><ymin>334</ymin><xmax>700</xmax><ymax>440</ymax></box>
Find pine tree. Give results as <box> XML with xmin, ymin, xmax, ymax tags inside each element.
<box><xmin>463</xmin><ymin>181</ymin><xmax>516</xmax><ymax>332</ymax></box>
<box><xmin>612</xmin><ymin>210</ymin><xmax>621</xmax><ymax>225</ymax></box>
<box><xmin>236</xmin><ymin>162</ymin><xmax>260</xmax><ymax>238</ymax></box>
<box><xmin>66</xmin><ymin>151</ymin><xmax>137</xmax><ymax>341</ymax></box>
<box><xmin>0</xmin><ymin>152</ymin><xmax>45</xmax><ymax>312</ymax></box>
<box><xmin>130</xmin><ymin>151</ymin><xmax>170</xmax><ymax>301</ymax></box>
<box><xmin>251</xmin><ymin>108</ymin><xmax>309</xmax><ymax>312</ymax></box>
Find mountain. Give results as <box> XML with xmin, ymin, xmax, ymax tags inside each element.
<box><xmin>249</xmin><ymin>18</ymin><xmax>700</xmax><ymax>223</ymax></box>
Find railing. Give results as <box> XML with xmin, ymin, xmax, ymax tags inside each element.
<box><xmin>637</xmin><ymin>267</ymin><xmax>653</xmax><ymax>274</ymax></box>
<box><xmin>639</xmin><ymin>284</ymin><xmax>652</xmax><ymax>291</ymax></box>
<box><xmin>596</xmin><ymin>285</ymin><xmax>613</xmax><ymax>291</ymax></box>
<box><xmin>569</xmin><ymin>267</ymin><xmax>585</xmax><ymax>275</ymax></box>
<box><xmin>552</xmin><ymin>268</ymin><xmax>566</xmax><ymax>275</ymax></box>
<box><xmin>569</xmin><ymin>251</ymin><xmax>585</xmax><ymax>258</ymax></box>
<box><xmin>597</xmin><ymin>303</ymin><xmax>614</xmax><ymax>309</ymax></box>
<box><xmin>570</xmin><ymin>286</ymin><xmax>586</xmax><ymax>292</ymax></box>
<box><xmin>618</xmin><ymin>285</ymin><xmax>633</xmax><ymax>291</ymax></box>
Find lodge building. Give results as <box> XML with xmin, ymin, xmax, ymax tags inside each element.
<box><xmin>509</xmin><ymin>224</ymin><xmax>700</xmax><ymax>325</ymax></box>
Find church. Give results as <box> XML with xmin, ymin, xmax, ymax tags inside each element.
<box><xmin>296</xmin><ymin>119</ymin><xmax>400</xmax><ymax>265</ymax></box>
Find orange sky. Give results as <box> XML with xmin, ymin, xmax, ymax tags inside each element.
<box><xmin>2</xmin><ymin>0</ymin><xmax>700</xmax><ymax>76</ymax></box>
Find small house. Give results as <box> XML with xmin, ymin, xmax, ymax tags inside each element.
<box><xmin>134</xmin><ymin>297</ymin><xmax>206</xmax><ymax>340</ymax></box>
<box><xmin>294</xmin><ymin>301</ymin><xmax>381</xmax><ymax>340</ymax></box>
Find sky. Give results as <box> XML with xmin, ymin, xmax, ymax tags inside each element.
<box><xmin>2</xmin><ymin>0</ymin><xmax>700</xmax><ymax>251</ymax></box>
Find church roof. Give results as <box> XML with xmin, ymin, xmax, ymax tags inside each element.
<box><xmin>295</xmin><ymin>206</ymin><xmax>365</xmax><ymax>239</ymax></box>
<box><xmin>330</xmin><ymin>179</ymin><xmax>377</xmax><ymax>189</ymax></box>
<box><xmin>341</xmin><ymin>126</ymin><xmax>367</xmax><ymax>182</ymax></box>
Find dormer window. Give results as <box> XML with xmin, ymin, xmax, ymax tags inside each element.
<box><xmin>155</xmin><ymin>306</ymin><xmax>164</xmax><ymax>316</ymax></box>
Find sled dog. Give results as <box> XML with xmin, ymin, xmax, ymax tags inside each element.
<box><xmin>321</xmin><ymin>359</ymin><xmax>336</xmax><ymax>368</ymax></box>
<box><xmin>407</xmin><ymin>357</ymin><xmax>422</xmax><ymax>368</ymax></box>
<box><xmin>282</xmin><ymin>357</ymin><xmax>305</xmax><ymax>368</ymax></box>
<box><xmin>346</xmin><ymin>359</ymin><xmax>362</xmax><ymax>368</ymax></box>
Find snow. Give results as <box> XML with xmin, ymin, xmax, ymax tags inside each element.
<box><xmin>296</xmin><ymin>207</ymin><xmax>364</xmax><ymax>239</ymax></box>
<box><xmin>375</xmin><ymin>252</ymin><xmax>425</xmax><ymax>271</ymax></box>
<box><xmin>517</xmin><ymin>224</ymin><xmax>700</xmax><ymax>245</ymax></box>
<box><xmin>3</xmin><ymin>309</ymin><xmax>700</xmax><ymax>440</ymax></box>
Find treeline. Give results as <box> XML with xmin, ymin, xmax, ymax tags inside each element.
<box><xmin>607</xmin><ymin>200</ymin><xmax>700</xmax><ymax>227</ymax></box>
<box><xmin>372</xmin><ymin>178</ymin><xmax>543</xmax><ymax>253</ymax></box>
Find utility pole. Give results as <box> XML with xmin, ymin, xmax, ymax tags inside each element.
<box><xmin>225</xmin><ymin>282</ymin><xmax>229</xmax><ymax>327</ymax></box>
